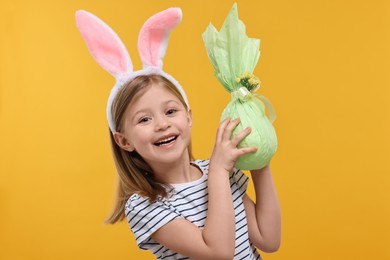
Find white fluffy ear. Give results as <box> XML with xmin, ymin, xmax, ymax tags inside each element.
<box><xmin>76</xmin><ymin>10</ymin><xmax>133</xmax><ymax>78</ymax></box>
<box><xmin>138</xmin><ymin>7</ymin><xmax>182</xmax><ymax>69</ymax></box>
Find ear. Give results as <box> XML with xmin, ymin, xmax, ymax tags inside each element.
<box><xmin>138</xmin><ymin>7</ymin><xmax>182</xmax><ymax>69</ymax></box>
<box><xmin>187</xmin><ymin>109</ymin><xmax>193</xmax><ymax>128</ymax></box>
<box><xmin>113</xmin><ymin>132</ymin><xmax>135</xmax><ymax>152</ymax></box>
<box><xmin>75</xmin><ymin>10</ymin><xmax>133</xmax><ymax>78</ymax></box>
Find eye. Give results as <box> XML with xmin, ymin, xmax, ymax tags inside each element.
<box><xmin>138</xmin><ymin>117</ymin><xmax>151</xmax><ymax>124</ymax></box>
<box><xmin>166</xmin><ymin>108</ymin><xmax>177</xmax><ymax>115</ymax></box>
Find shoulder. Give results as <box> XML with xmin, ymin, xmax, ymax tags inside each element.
<box><xmin>229</xmin><ymin>167</ymin><xmax>247</xmax><ymax>182</ymax></box>
<box><xmin>125</xmin><ymin>192</ymin><xmax>180</xmax><ymax>228</ymax></box>
<box><xmin>124</xmin><ymin>193</ymin><xmax>169</xmax><ymax>214</ymax></box>
<box><xmin>124</xmin><ymin>194</ymin><xmax>150</xmax><ymax>217</ymax></box>
<box><xmin>229</xmin><ymin>167</ymin><xmax>249</xmax><ymax>198</ymax></box>
<box><xmin>192</xmin><ymin>159</ymin><xmax>210</xmax><ymax>172</ymax></box>
<box><xmin>125</xmin><ymin>193</ymin><xmax>183</xmax><ymax>246</ymax></box>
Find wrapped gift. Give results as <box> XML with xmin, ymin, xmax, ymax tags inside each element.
<box><xmin>202</xmin><ymin>3</ymin><xmax>278</xmax><ymax>170</ymax></box>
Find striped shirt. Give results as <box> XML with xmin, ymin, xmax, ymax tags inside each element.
<box><xmin>125</xmin><ymin>159</ymin><xmax>261</xmax><ymax>260</ymax></box>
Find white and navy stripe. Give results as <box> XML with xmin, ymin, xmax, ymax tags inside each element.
<box><xmin>125</xmin><ymin>159</ymin><xmax>261</xmax><ymax>259</ymax></box>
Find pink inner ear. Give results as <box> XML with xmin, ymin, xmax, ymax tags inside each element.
<box><xmin>146</xmin><ymin>30</ymin><xmax>165</xmax><ymax>67</ymax></box>
<box><xmin>138</xmin><ymin>8</ymin><xmax>182</xmax><ymax>68</ymax></box>
<box><xmin>76</xmin><ymin>10</ymin><xmax>132</xmax><ymax>77</ymax></box>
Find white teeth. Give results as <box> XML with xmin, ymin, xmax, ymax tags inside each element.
<box><xmin>155</xmin><ymin>136</ymin><xmax>177</xmax><ymax>146</ymax></box>
<box><xmin>160</xmin><ymin>137</ymin><xmax>175</xmax><ymax>143</ymax></box>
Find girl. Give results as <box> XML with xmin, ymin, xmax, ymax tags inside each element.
<box><xmin>76</xmin><ymin>7</ymin><xmax>280</xmax><ymax>260</ymax></box>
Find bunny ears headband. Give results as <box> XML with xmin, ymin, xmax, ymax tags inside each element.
<box><xmin>75</xmin><ymin>8</ymin><xmax>189</xmax><ymax>132</ymax></box>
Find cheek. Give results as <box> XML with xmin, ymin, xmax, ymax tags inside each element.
<box><xmin>131</xmin><ymin>127</ymin><xmax>153</xmax><ymax>145</ymax></box>
<box><xmin>181</xmin><ymin>121</ymin><xmax>192</xmax><ymax>137</ymax></box>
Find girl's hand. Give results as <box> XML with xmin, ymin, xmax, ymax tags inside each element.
<box><xmin>209</xmin><ymin>118</ymin><xmax>258</xmax><ymax>173</ymax></box>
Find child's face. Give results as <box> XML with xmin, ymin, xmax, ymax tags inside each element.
<box><xmin>114</xmin><ymin>83</ymin><xmax>192</xmax><ymax>169</ymax></box>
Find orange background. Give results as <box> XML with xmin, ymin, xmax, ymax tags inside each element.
<box><xmin>0</xmin><ymin>0</ymin><xmax>389</xmax><ymax>259</ymax></box>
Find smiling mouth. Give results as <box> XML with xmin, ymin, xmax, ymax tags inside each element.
<box><xmin>154</xmin><ymin>136</ymin><xmax>178</xmax><ymax>146</ymax></box>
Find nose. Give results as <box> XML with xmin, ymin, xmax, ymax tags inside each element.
<box><xmin>154</xmin><ymin>115</ymin><xmax>171</xmax><ymax>131</ymax></box>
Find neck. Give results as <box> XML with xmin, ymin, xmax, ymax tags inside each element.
<box><xmin>149</xmin><ymin>154</ymin><xmax>198</xmax><ymax>184</ymax></box>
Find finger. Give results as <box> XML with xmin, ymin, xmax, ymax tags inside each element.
<box><xmin>237</xmin><ymin>146</ymin><xmax>258</xmax><ymax>156</ymax></box>
<box><xmin>231</xmin><ymin>127</ymin><xmax>252</xmax><ymax>147</ymax></box>
<box><xmin>222</xmin><ymin>118</ymin><xmax>241</xmax><ymax>141</ymax></box>
<box><xmin>216</xmin><ymin>118</ymin><xmax>230</xmax><ymax>143</ymax></box>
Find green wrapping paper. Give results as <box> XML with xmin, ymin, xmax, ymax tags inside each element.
<box><xmin>202</xmin><ymin>3</ymin><xmax>278</xmax><ymax>170</ymax></box>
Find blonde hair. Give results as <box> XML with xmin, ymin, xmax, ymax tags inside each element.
<box><xmin>105</xmin><ymin>75</ymin><xmax>193</xmax><ymax>224</ymax></box>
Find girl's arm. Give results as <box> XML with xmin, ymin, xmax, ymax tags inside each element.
<box><xmin>243</xmin><ymin>165</ymin><xmax>281</xmax><ymax>253</ymax></box>
<box><xmin>151</xmin><ymin>118</ymin><xmax>257</xmax><ymax>259</ymax></box>
<box><xmin>151</xmin><ymin>166</ymin><xmax>235</xmax><ymax>260</ymax></box>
